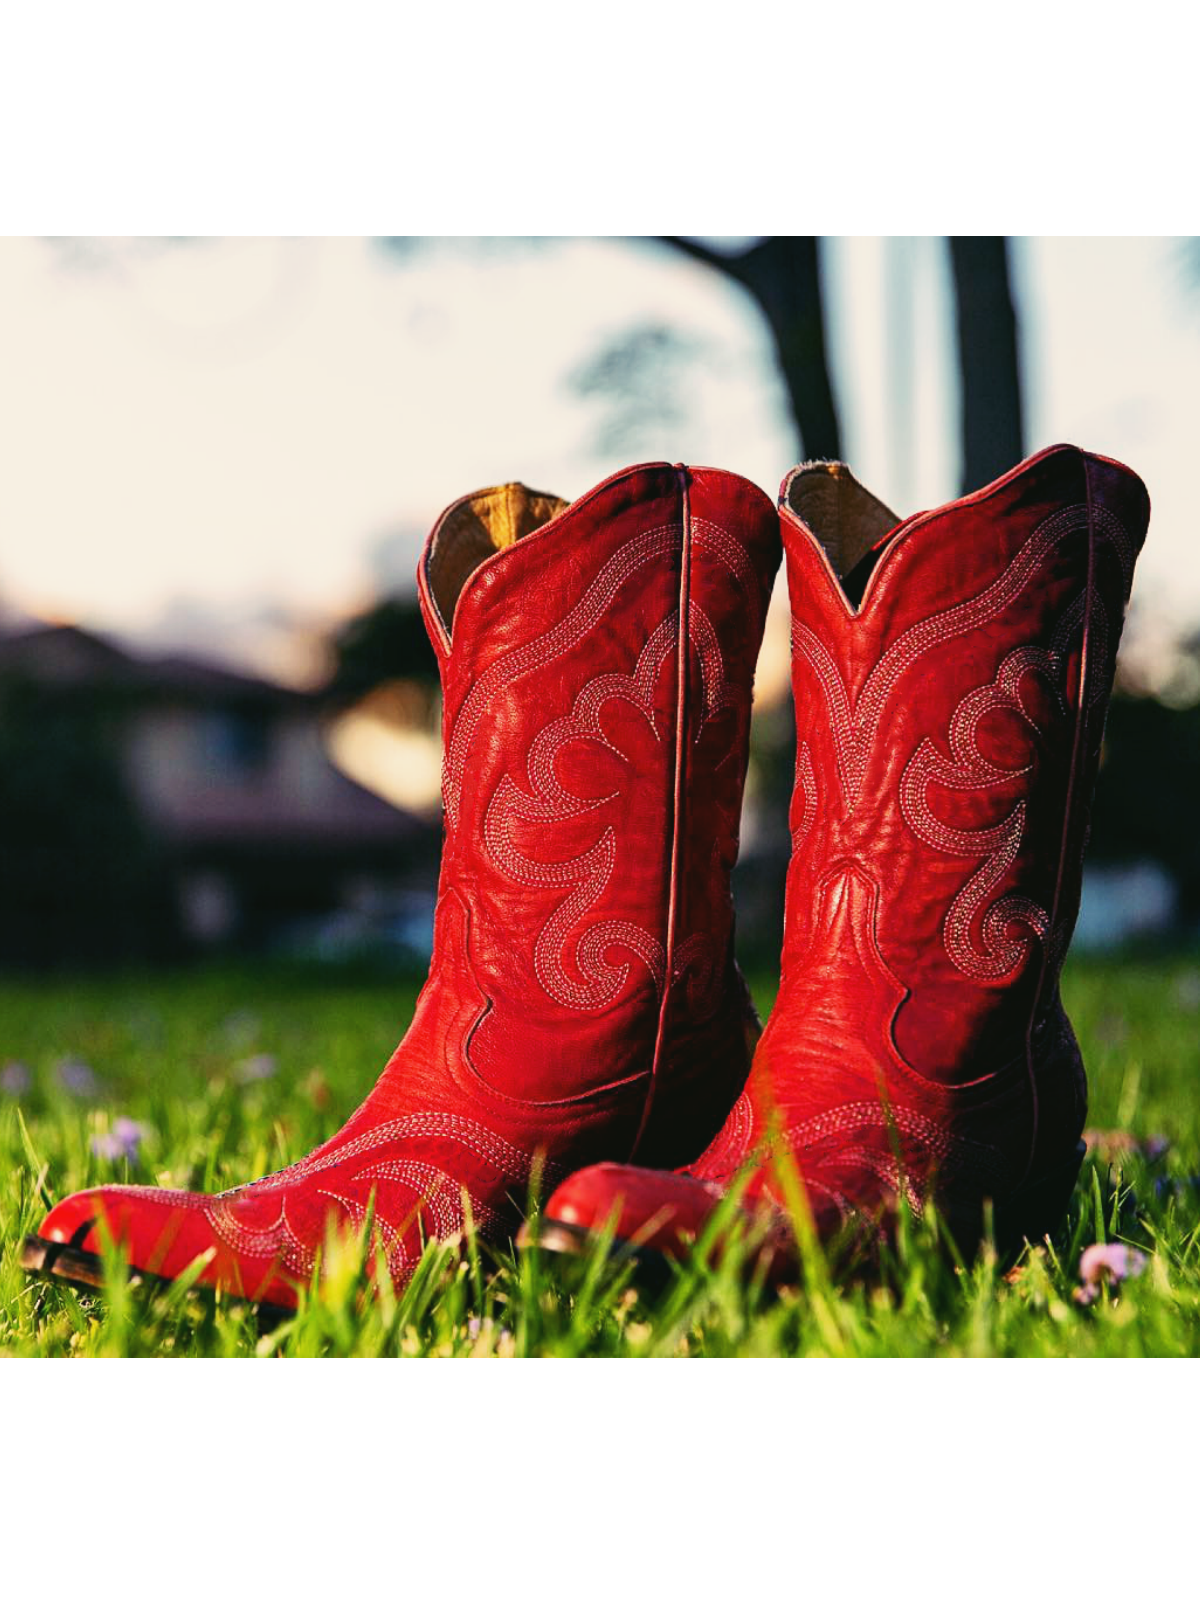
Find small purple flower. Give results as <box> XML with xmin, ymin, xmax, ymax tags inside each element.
<box><xmin>56</xmin><ymin>1056</ymin><xmax>98</xmax><ymax>1097</ymax></box>
<box><xmin>1074</xmin><ymin>1241</ymin><xmax>1148</xmax><ymax>1305</ymax></box>
<box><xmin>465</xmin><ymin>1317</ymin><xmax>510</xmax><ymax>1342</ymax></box>
<box><xmin>1084</xmin><ymin>1127</ymin><xmax>1169</xmax><ymax>1165</ymax></box>
<box><xmin>233</xmin><ymin>1053</ymin><xmax>277</xmax><ymax>1084</ymax></box>
<box><xmin>90</xmin><ymin>1116</ymin><xmax>146</xmax><ymax>1163</ymax></box>
<box><xmin>0</xmin><ymin>1060</ymin><xmax>32</xmax><ymax>1096</ymax></box>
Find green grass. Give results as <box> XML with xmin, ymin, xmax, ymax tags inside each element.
<box><xmin>2</xmin><ymin>956</ymin><xmax>1198</xmax><ymax>1356</ymax></box>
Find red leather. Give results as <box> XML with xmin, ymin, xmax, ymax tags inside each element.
<box><xmin>35</xmin><ymin>463</ymin><xmax>780</xmax><ymax>1308</ymax></box>
<box><xmin>541</xmin><ymin>445</ymin><xmax>1151</xmax><ymax>1267</ymax></box>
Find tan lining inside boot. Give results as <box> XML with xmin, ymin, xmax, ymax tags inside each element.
<box><xmin>783</xmin><ymin>462</ymin><xmax>899</xmax><ymax>580</ymax></box>
<box><xmin>426</xmin><ymin>482</ymin><xmax>570</xmax><ymax>635</ymax></box>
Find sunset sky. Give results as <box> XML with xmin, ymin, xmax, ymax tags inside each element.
<box><xmin>1</xmin><ymin>236</ymin><xmax>1195</xmax><ymax>689</ymax></box>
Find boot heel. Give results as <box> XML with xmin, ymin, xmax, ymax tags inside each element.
<box><xmin>993</xmin><ymin>1139</ymin><xmax>1086</xmax><ymax>1256</ymax></box>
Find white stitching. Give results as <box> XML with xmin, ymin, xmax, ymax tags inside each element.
<box><xmin>793</xmin><ymin>504</ymin><xmax>1094</xmax><ymax>810</ymax></box>
<box><xmin>482</xmin><ymin>614</ymin><xmax>676</xmax><ymax>1009</ymax></box>
<box><xmin>443</xmin><ymin>523</ymin><xmax>678</xmax><ymax>827</ymax></box>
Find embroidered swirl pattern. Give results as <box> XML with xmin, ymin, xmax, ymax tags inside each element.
<box><xmin>794</xmin><ymin>501</ymin><xmax>1133</xmax><ymax>981</ymax></box>
<box><xmin>462</xmin><ymin>517</ymin><xmax>755</xmax><ymax>1012</ymax></box>
<box><xmin>106</xmin><ymin>1113</ymin><xmax>550</xmax><ymax>1282</ymax></box>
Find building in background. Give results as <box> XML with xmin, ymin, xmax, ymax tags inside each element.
<box><xmin>0</xmin><ymin>624</ymin><xmax>436</xmax><ymax>967</ymax></box>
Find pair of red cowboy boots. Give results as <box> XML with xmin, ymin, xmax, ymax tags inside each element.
<box><xmin>24</xmin><ymin>446</ymin><xmax>1149</xmax><ymax>1311</ymax></box>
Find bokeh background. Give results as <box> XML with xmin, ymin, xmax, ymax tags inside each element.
<box><xmin>1</xmin><ymin>235</ymin><xmax>1196</xmax><ymax>973</ymax></box>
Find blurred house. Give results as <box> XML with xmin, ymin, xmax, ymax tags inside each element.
<box><xmin>0</xmin><ymin>624</ymin><xmax>437</xmax><ymax>963</ymax></box>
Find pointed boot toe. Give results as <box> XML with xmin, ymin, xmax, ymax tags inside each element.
<box><xmin>26</xmin><ymin>1183</ymin><xmax>275</xmax><ymax>1300</ymax></box>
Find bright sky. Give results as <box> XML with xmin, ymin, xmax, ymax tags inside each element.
<box><xmin>1</xmin><ymin>236</ymin><xmax>1195</xmax><ymax>685</ymax></box>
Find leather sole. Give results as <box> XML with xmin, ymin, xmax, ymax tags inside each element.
<box><xmin>516</xmin><ymin>1216</ymin><xmax>675</xmax><ymax>1289</ymax></box>
<box><xmin>21</xmin><ymin>1233</ymin><xmax>291</xmax><ymax>1326</ymax></box>
<box><xmin>22</xmin><ymin>1233</ymin><xmax>125</xmax><ymax>1292</ymax></box>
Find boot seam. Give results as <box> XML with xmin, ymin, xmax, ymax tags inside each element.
<box><xmin>629</xmin><ymin>464</ymin><xmax>692</xmax><ymax>1157</ymax></box>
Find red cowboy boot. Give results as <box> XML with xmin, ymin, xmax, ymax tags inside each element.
<box><xmin>536</xmin><ymin>445</ymin><xmax>1150</xmax><ymax>1272</ymax></box>
<box><xmin>24</xmin><ymin>464</ymin><xmax>780</xmax><ymax>1309</ymax></box>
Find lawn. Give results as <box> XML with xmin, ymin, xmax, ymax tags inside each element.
<box><xmin>2</xmin><ymin>956</ymin><xmax>1198</xmax><ymax>1357</ymax></box>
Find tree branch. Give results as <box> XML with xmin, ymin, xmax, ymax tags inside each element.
<box><xmin>658</xmin><ymin>236</ymin><xmax>752</xmax><ymax>285</ymax></box>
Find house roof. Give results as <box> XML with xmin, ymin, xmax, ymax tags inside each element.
<box><xmin>0</xmin><ymin>623</ymin><xmax>436</xmax><ymax>852</ymax></box>
<box><xmin>159</xmin><ymin>762</ymin><xmax>433</xmax><ymax>852</ymax></box>
<box><xmin>0</xmin><ymin>623</ymin><xmax>304</xmax><ymax>706</ymax></box>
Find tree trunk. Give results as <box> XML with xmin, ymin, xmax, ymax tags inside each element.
<box><xmin>740</xmin><ymin>236</ymin><xmax>842</xmax><ymax>461</ymax></box>
<box><xmin>662</xmin><ymin>236</ymin><xmax>841</xmax><ymax>461</ymax></box>
<box><xmin>658</xmin><ymin>236</ymin><xmax>843</xmax><ymax>954</ymax></box>
<box><xmin>948</xmin><ymin>237</ymin><xmax>1024</xmax><ymax>492</ymax></box>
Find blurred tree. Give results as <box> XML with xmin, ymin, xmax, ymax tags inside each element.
<box><xmin>1089</xmin><ymin>654</ymin><xmax>1200</xmax><ymax>929</ymax></box>
<box><xmin>324</xmin><ymin>595</ymin><xmax>439</xmax><ymax>714</ymax></box>
<box><xmin>0</xmin><ymin>677</ymin><xmax>167</xmax><ymax>968</ymax></box>
<box><xmin>375</xmin><ymin>234</ymin><xmax>1032</xmax><ymax>498</ymax></box>
<box><xmin>659</xmin><ymin>235</ymin><xmax>842</xmax><ymax>459</ymax></box>
<box><xmin>569</xmin><ymin>323</ymin><xmax>709</xmax><ymax>456</ymax></box>
<box><xmin>948</xmin><ymin>237</ymin><xmax>1024</xmax><ymax>491</ymax></box>
<box><xmin>580</xmin><ymin>236</ymin><xmax>1025</xmax><ymax>493</ymax></box>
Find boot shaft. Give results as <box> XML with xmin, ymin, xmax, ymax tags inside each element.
<box><xmin>774</xmin><ymin>444</ymin><xmax>1149</xmax><ymax>1088</ymax></box>
<box><xmin>413</xmin><ymin>463</ymin><xmax>780</xmax><ymax>1146</ymax></box>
